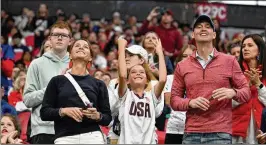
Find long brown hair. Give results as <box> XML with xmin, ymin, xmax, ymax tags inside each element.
<box><xmin>39</xmin><ymin>38</ymin><xmax>50</xmax><ymax>56</ymax></box>
<box><xmin>1</xmin><ymin>114</ymin><xmax>21</xmax><ymax>137</ymax></box>
<box><xmin>175</xmin><ymin>44</ymin><xmax>196</xmax><ymax>63</ymax></box>
<box><xmin>239</xmin><ymin>34</ymin><xmax>266</xmax><ymax>79</ymax></box>
<box><xmin>13</xmin><ymin>75</ymin><xmax>26</xmax><ymax>92</ymax></box>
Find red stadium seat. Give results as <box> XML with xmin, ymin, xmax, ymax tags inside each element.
<box><xmin>14</xmin><ymin>50</ymin><xmax>23</xmax><ymax>62</ymax></box>
<box><xmin>24</xmin><ymin>35</ymin><xmax>35</xmax><ymax>49</ymax></box>
<box><xmin>17</xmin><ymin>111</ymin><xmax>31</xmax><ymax>142</ymax></box>
<box><xmin>156</xmin><ymin>130</ymin><xmax>166</xmax><ymax>144</ymax></box>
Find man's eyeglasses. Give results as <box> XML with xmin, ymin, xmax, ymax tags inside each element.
<box><xmin>50</xmin><ymin>33</ymin><xmax>70</xmax><ymax>39</ymax></box>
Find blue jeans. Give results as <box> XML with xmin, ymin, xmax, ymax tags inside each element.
<box><xmin>182</xmin><ymin>132</ymin><xmax>232</xmax><ymax>144</ymax></box>
<box><xmin>261</xmin><ymin>108</ymin><xmax>266</xmax><ymax>132</ymax></box>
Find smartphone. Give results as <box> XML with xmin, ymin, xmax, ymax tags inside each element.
<box><xmin>83</xmin><ymin>103</ymin><xmax>93</xmax><ymax>110</ymax></box>
<box><xmin>149</xmin><ymin>54</ymin><xmax>159</xmax><ymax>69</ymax></box>
<box><xmin>156</xmin><ymin>7</ymin><xmax>167</xmax><ymax>16</ymax></box>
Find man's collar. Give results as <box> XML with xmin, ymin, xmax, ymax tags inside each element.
<box><xmin>192</xmin><ymin>48</ymin><xmax>220</xmax><ymax>59</ymax></box>
<box><xmin>195</xmin><ymin>48</ymin><xmax>214</xmax><ymax>60</ymax></box>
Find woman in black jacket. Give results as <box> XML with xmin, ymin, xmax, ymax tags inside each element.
<box><xmin>40</xmin><ymin>39</ymin><xmax>112</xmax><ymax>144</ymax></box>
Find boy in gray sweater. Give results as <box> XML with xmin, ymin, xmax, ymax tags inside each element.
<box><xmin>23</xmin><ymin>21</ymin><xmax>72</xmax><ymax>144</ymax></box>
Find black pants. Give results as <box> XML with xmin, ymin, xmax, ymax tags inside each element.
<box><xmin>164</xmin><ymin>133</ymin><xmax>183</xmax><ymax>144</ymax></box>
<box><xmin>30</xmin><ymin>134</ymin><xmax>55</xmax><ymax>144</ymax></box>
<box><xmin>261</xmin><ymin>108</ymin><xmax>266</xmax><ymax>132</ymax></box>
<box><xmin>155</xmin><ymin>104</ymin><xmax>171</xmax><ymax>131</ymax></box>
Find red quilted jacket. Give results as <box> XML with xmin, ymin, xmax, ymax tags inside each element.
<box><xmin>232</xmin><ymin>62</ymin><xmax>266</xmax><ymax>138</ymax></box>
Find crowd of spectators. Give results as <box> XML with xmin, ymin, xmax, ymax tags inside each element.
<box><xmin>1</xmin><ymin>3</ymin><xmax>266</xmax><ymax>144</ymax></box>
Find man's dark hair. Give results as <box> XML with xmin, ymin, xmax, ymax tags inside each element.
<box><xmin>15</xmin><ymin>60</ymin><xmax>26</xmax><ymax>68</ymax></box>
<box><xmin>12</xmin><ymin>32</ymin><xmax>22</xmax><ymax>39</ymax></box>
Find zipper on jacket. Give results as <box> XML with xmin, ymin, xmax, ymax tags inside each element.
<box><xmin>203</xmin><ymin>69</ymin><xmax>206</xmax><ymax>79</ymax></box>
<box><xmin>193</xmin><ymin>57</ymin><xmax>216</xmax><ymax>80</ymax></box>
<box><xmin>203</xmin><ymin>57</ymin><xmax>217</xmax><ymax>79</ymax></box>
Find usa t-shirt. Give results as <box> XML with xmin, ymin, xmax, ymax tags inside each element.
<box><xmin>118</xmin><ymin>87</ymin><xmax>161</xmax><ymax>144</ymax></box>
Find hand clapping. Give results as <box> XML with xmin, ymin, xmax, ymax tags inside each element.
<box><xmin>244</xmin><ymin>68</ymin><xmax>262</xmax><ymax>87</ymax></box>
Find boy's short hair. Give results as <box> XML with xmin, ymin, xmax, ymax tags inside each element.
<box><xmin>50</xmin><ymin>21</ymin><xmax>72</xmax><ymax>36</ymax></box>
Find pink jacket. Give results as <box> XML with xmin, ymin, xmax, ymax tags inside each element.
<box><xmin>171</xmin><ymin>49</ymin><xmax>251</xmax><ymax>134</ymax></box>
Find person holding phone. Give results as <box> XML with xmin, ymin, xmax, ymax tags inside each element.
<box><xmin>139</xmin><ymin>7</ymin><xmax>183</xmax><ymax>63</ymax></box>
<box><xmin>40</xmin><ymin>39</ymin><xmax>112</xmax><ymax>144</ymax></box>
<box><xmin>141</xmin><ymin>31</ymin><xmax>173</xmax><ymax>132</ymax></box>
<box><xmin>142</xmin><ymin>31</ymin><xmax>173</xmax><ymax>78</ymax></box>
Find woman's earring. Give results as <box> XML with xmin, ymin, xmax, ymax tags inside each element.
<box><xmin>257</xmin><ymin>55</ymin><xmax>260</xmax><ymax>60</ymax></box>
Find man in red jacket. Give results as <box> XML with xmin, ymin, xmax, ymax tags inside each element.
<box><xmin>171</xmin><ymin>15</ymin><xmax>251</xmax><ymax>144</ymax></box>
<box><xmin>139</xmin><ymin>7</ymin><xmax>183</xmax><ymax>61</ymax></box>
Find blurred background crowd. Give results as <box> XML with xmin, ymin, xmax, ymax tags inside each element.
<box><xmin>1</xmin><ymin>1</ymin><xmax>266</xmax><ymax>144</ymax></box>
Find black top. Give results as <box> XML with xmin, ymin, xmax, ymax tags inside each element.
<box><xmin>40</xmin><ymin>73</ymin><xmax>112</xmax><ymax>139</ymax></box>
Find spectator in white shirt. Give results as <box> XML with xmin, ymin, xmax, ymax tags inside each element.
<box><xmin>90</xmin><ymin>42</ymin><xmax>107</xmax><ymax>71</ymax></box>
<box><xmin>164</xmin><ymin>44</ymin><xmax>195</xmax><ymax>144</ymax></box>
